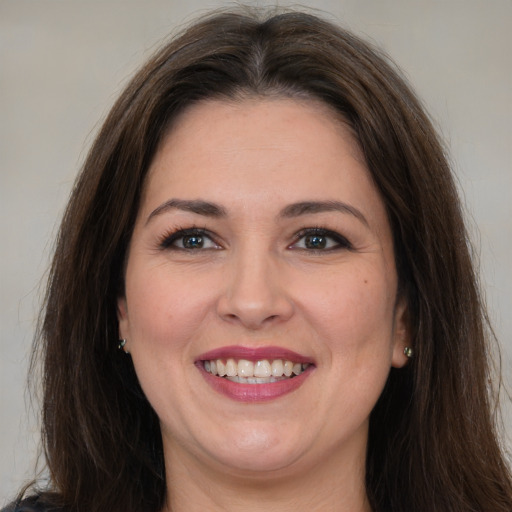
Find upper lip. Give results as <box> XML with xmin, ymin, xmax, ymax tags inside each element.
<box><xmin>196</xmin><ymin>345</ymin><xmax>314</xmax><ymax>364</ymax></box>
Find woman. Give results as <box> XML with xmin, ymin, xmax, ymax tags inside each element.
<box><xmin>6</xmin><ymin>7</ymin><xmax>512</xmax><ymax>512</ymax></box>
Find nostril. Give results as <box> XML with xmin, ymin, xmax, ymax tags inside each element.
<box><xmin>216</xmin><ymin>278</ymin><xmax>295</xmax><ymax>329</ymax></box>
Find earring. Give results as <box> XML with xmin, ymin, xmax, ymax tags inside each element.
<box><xmin>118</xmin><ymin>339</ymin><xmax>129</xmax><ymax>353</ymax></box>
<box><xmin>403</xmin><ymin>346</ymin><xmax>413</xmax><ymax>359</ymax></box>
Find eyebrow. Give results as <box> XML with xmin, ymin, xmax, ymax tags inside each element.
<box><xmin>146</xmin><ymin>198</ymin><xmax>368</xmax><ymax>227</ymax></box>
<box><xmin>279</xmin><ymin>201</ymin><xmax>369</xmax><ymax>227</ymax></box>
<box><xmin>146</xmin><ymin>199</ymin><xmax>227</xmax><ymax>224</ymax></box>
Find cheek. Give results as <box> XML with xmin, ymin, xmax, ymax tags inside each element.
<box><xmin>123</xmin><ymin>265</ymin><xmax>218</xmax><ymax>418</ymax></box>
<box><xmin>125</xmin><ymin>264</ymin><xmax>217</xmax><ymax>354</ymax></box>
<box><xmin>307</xmin><ymin>268</ymin><xmax>397</xmax><ymax>421</ymax></box>
<box><xmin>301</xmin><ymin>264</ymin><xmax>397</xmax><ymax>357</ymax></box>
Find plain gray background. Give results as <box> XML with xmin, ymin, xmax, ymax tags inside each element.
<box><xmin>1</xmin><ymin>0</ymin><xmax>511</xmax><ymax>500</ymax></box>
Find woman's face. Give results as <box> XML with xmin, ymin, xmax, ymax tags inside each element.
<box><xmin>118</xmin><ymin>98</ymin><xmax>409</xmax><ymax>478</ymax></box>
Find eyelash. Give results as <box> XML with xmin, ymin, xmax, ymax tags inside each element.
<box><xmin>158</xmin><ymin>226</ymin><xmax>218</xmax><ymax>250</ymax></box>
<box><xmin>290</xmin><ymin>227</ymin><xmax>352</xmax><ymax>251</ymax></box>
<box><xmin>158</xmin><ymin>226</ymin><xmax>352</xmax><ymax>251</ymax></box>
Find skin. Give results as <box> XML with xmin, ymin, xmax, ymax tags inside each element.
<box><xmin>118</xmin><ymin>98</ymin><xmax>410</xmax><ymax>512</ymax></box>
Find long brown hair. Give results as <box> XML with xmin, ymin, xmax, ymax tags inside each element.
<box><xmin>26</xmin><ymin>7</ymin><xmax>511</xmax><ymax>512</ymax></box>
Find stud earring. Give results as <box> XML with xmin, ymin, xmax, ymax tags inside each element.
<box><xmin>403</xmin><ymin>346</ymin><xmax>414</xmax><ymax>358</ymax></box>
<box><xmin>118</xmin><ymin>339</ymin><xmax>129</xmax><ymax>353</ymax></box>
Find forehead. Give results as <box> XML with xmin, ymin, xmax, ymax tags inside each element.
<box><xmin>142</xmin><ymin>98</ymin><xmax>376</xmax><ymax>207</ymax></box>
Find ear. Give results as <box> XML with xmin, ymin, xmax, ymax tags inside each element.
<box><xmin>117</xmin><ymin>296</ymin><xmax>130</xmax><ymax>345</ymax></box>
<box><xmin>391</xmin><ymin>296</ymin><xmax>411</xmax><ymax>368</ymax></box>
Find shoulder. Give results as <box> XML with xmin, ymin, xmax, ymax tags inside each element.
<box><xmin>2</xmin><ymin>495</ymin><xmax>66</xmax><ymax>512</ymax></box>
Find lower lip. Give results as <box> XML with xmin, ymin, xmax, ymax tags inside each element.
<box><xmin>197</xmin><ymin>364</ymin><xmax>314</xmax><ymax>403</ymax></box>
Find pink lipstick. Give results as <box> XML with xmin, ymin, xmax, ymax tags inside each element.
<box><xmin>196</xmin><ymin>345</ymin><xmax>315</xmax><ymax>403</ymax></box>
<box><xmin>198</xmin><ymin>345</ymin><xmax>312</xmax><ymax>364</ymax></box>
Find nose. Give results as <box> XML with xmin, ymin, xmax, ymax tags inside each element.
<box><xmin>216</xmin><ymin>248</ymin><xmax>294</xmax><ymax>330</ymax></box>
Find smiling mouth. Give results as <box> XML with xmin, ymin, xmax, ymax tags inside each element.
<box><xmin>203</xmin><ymin>358</ymin><xmax>311</xmax><ymax>384</ymax></box>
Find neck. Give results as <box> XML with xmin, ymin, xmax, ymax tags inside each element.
<box><xmin>161</xmin><ymin>438</ymin><xmax>371</xmax><ymax>512</ymax></box>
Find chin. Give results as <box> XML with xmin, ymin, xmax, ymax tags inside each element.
<box><xmin>202</xmin><ymin>424</ymin><xmax>308</xmax><ymax>474</ymax></box>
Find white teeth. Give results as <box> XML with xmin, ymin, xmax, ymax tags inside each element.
<box><xmin>238</xmin><ymin>359</ymin><xmax>254</xmax><ymax>377</ymax></box>
<box><xmin>216</xmin><ymin>360</ymin><xmax>226</xmax><ymax>377</ymax></box>
<box><xmin>254</xmin><ymin>360</ymin><xmax>271</xmax><ymax>378</ymax></box>
<box><xmin>225</xmin><ymin>358</ymin><xmax>237</xmax><ymax>377</ymax></box>
<box><xmin>204</xmin><ymin>358</ymin><xmax>311</xmax><ymax>381</ymax></box>
<box><xmin>226</xmin><ymin>376</ymin><xmax>282</xmax><ymax>384</ymax></box>
<box><xmin>271</xmin><ymin>359</ymin><xmax>284</xmax><ymax>376</ymax></box>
